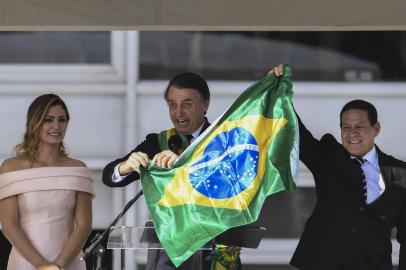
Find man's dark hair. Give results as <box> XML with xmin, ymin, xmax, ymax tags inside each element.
<box><xmin>164</xmin><ymin>72</ymin><xmax>210</xmax><ymax>101</ymax></box>
<box><xmin>340</xmin><ymin>99</ymin><xmax>378</xmax><ymax>126</ymax></box>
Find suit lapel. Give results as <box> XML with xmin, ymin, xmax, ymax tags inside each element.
<box><xmin>185</xmin><ymin>118</ymin><xmax>210</xmax><ymax>147</ymax></box>
<box><xmin>345</xmin><ymin>156</ymin><xmax>366</xmax><ymax>205</ymax></box>
<box><xmin>199</xmin><ymin>118</ymin><xmax>211</xmax><ymax>135</ymax></box>
<box><xmin>376</xmin><ymin>146</ymin><xmax>393</xmax><ymax>189</ymax></box>
<box><xmin>329</xmin><ymin>137</ymin><xmax>365</xmax><ymax>204</ymax></box>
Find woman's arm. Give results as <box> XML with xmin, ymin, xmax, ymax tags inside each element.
<box><xmin>0</xmin><ymin>196</ymin><xmax>60</xmax><ymax>269</ymax></box>
<box><xmin>54</xmin><ymin>191</ymin><xmax>92</xmax><ymax>268</ymax></box>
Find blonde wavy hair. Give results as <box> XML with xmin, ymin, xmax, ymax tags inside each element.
<box><xmin>14</xmin><ymin>94</ymin><xmax>70</xmax><ymax>164</ymax></box>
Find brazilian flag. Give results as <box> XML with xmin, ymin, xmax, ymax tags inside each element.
<box><xmin>140</xmin><ymin>66</ymin><xmax>299</xmax><ymax>267</ymax></box>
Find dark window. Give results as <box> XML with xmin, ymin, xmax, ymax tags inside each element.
<box><xmin>140</xmin><ymin>31</ymin><xmax>406</xmax><ymax>81</ymax></box>
<box><xmin>0</xmin><ymin>32</ymin><xmax>110</xmax><ymax>64</ymax></box>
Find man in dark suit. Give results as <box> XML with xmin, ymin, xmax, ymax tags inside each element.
<box><xmin>103</xmin><ymin>72</ymin><xmax>211</xmax><ymax>189</ymax></box>
<box><xmin>271</xmin><ymin>65</ymin><xmax>406</xmax><ymax>270</ymax></box>
<box><xmin>103</xmin><ymin>72</ymin><xmax>221</xmax><ymax>270</ymax></box>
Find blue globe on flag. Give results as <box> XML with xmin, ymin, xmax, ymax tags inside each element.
<box><xmin>189</xmin><ymin>127</ymin><xmax>259</xmax><ymax>199</ymax></box>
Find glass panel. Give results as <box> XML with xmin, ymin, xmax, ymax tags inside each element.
<box><xmin>107</xmin><ymin>225</ymin><xmax>212</xmax><ymax>250</ymax></box>
<box><xmin>140</xmin><ymin>31</ymin><xmax>406</xmax><ymax>81</ymax></box>
<box><xmin>0</xmin><ymin>32</ymin><xmax>110</xmax><ymax>64</ymax></box>
<box><xmin>248</xmin><ymin>187</ymin><xmax>398</xmax><ymax>240</ymax></box>
<box><xmin>251</xmin><ymin>188</ymin><xmax>316</xmax><ymax>238</ymax></box>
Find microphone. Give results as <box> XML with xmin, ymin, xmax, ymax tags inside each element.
<box><xmin>168</xmin><ymin>134</ymin><xmax>182</xmax><ymax>155</ymax></box>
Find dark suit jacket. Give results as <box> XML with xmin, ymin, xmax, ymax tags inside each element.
<box><xmin>103</xmin><ymin>120</ymin><xmax>211</xmax><ymax>187</ymax></box>
<box><xmin>102</xmin><ymin>120</ymin><xmax>215</xmax><ymax>270</ymax></box>
<box><xmin>290</xmin><ymin>117</ymin><xmax>406</xmax><ymax>270</ymax></box>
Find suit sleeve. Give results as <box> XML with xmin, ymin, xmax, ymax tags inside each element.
<box><xmin>102</xmin><ymin>133</ymin><xmax>161</xmax><ymax>187</ymax></box>
<box><xmin>397</xmin><ymin>195</ymin><xmax>406</xmax><ymax>270</ymax></box>
<box><xmin>297</xmin><ymin>113</ymin><xmax>322</xmax><ymax>175</ymax></box>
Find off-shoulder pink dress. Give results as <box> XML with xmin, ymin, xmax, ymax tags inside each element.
<box><xmin>0</xmin><ymin>167</ymin><xmax>94</xmax><ymax>270</ymax></box>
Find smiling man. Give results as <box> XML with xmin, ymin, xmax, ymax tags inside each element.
<box><xmin>271</xmin><ymin>64</ymin><xmax>406</xmax><ymax>270</ymax></box>
<box><xmin>340</xmin><ymin>102</ymin><xmax>380</xmax><ymax>159</ymax></box>
<box><xmin>102</xmin><ymin>72</ymin><xmax>217</xmax><ymax>270</ymax></box>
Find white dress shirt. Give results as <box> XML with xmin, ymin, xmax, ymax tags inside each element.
<box><xmin>352</xmin><ymin>146</ymin><xmax>385</xmax><ymax>204</ymax></box>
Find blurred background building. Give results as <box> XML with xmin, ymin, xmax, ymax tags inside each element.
<box><xmin>0</xmin><ymin>31</ymin><xmax>405</xmax><ymax>270</ymax></box>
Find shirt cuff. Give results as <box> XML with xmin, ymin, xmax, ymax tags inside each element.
<box><xmin>112</xmin><ymin>163</ymin><xmax>129</xmax><ymax>183</ymax></box>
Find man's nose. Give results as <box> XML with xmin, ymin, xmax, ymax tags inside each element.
<box><xmin>174</xmin><ymin>106</ymin><xmax>185</xmax><ymax>116</ymax></box>
<box><xmin>347</xmin><ymin>127</ymin><xmax>359</xmax><ymax>134</ymax></box>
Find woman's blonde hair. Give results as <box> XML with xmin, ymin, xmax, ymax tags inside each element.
<box><xmin>14</xmin><ymin>94</ymin><xmax>70</xmax><ymax>163</ymax></box>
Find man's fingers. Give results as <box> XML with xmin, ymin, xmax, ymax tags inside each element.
<box><xmin>159</xmin><ymin>155</ymin><xmax>171</xmax><ymax>168</ymax></box>
<box><xmin>123</xmin><ymin>152</ymin><xmax>150</xmax><ymax>173</ymax></box>
<box><xmin>154</xmin><ymin>154</ymin><xmax>171</xmax><ymax>168</ymax></box>
<box><xmin>268</xmin><ymin>64</ymin><xmax>284</xmax><ymax>77</ymax></box>
<box><xmin>152</xmin><ymin>150</ymin><xmax>178</xmax><ymax>169</ymax></box>
<box><xmin>151</xmin><ymin>154</ymin><xmax>162</xmax><ymax>167</ymax></box>
<box><xmin>166</xmin><ymin>155</ymin><xmax>178</xmax><ymax>168</ymax></box>
<box><xmin>138</xmin><ymin>152</ymin><xmax>149</xmax><ymax>162</ymax></box>
<box><xmin>134</xmin><ymin>152</ymin><xmax>149</xmax><ymax>166</ymax></box>
<box><xmin>275</xmin><ymin>64</ymin><xmax>284</xmax><ymax>76</ymax></box>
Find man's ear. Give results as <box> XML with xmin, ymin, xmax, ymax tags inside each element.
<box><xmin>203</xmin><ymin>100</ymin><xmax>209</xmax><ymax>115</ymax></box>
<box><xmin>373</xmin><ymin>121</ymin><xmax>381</xmax><ymax>137</ymax></box>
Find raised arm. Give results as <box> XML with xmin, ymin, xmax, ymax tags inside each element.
<box><xmin>268</xmin><ymin>64</ymin><xmax>321</xmax><ymax>173</ymax></box>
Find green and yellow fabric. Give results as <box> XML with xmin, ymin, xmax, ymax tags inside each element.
<box><xmin>157</xmin><ymin>128</ymin><xmax>191</xmax><ymax>154</ymax></box>
<box><xmin>140</xmin><ymin>66</ymin><xmax>299</xmax><ymax>267</ymax></box>
<box><xmin>211</xmin><ymin>245</ymin><xmax>241</xmax><ymax>270</ymax></box>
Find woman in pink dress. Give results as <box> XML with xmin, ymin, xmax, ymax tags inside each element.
<box><xmin>0</xmin><ymin>94</ymin><xmax>94</xmax><ymax>270</ymax></box>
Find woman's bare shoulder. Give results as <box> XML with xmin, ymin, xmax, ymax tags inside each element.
<box><xmin>0</xmin><ymin>157</ymin><xmax>29</xmax><ymax>174</ymax></box>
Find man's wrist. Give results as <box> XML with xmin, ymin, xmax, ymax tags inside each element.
<box><xmin>118</xmin><ymin>162</ymin><xmax>129</xmax><ymax>176</ymax></box>
<box><xmin>112</xmin><ymin>163</ymin><xmax>131</xmax><ymax>183</ymax></box>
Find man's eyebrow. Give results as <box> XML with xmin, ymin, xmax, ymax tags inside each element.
<box><xmin>168</xmin><ymin>98</ymin><xmax>193</xmax><ymax>103</ymax></box>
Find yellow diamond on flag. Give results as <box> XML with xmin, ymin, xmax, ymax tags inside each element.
<box><xmin>157</xmin><ymin>114</ymin><xmax>287</xmax><ymax>210</ymax></box>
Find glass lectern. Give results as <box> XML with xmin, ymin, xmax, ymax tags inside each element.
<box><xmin>107</xmin><ymin>223</ymin><xmax>213</xmax><ymax>270</ymax></box>
<box><xmin>107</xmin><ymin>220</ymin><xmax>265</xmax><ymax>270</ymax></box>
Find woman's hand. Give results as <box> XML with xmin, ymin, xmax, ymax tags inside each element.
<box><xmin>37</xmin><ymin>263</ymin><xmax>61</xmax><ymax>270</ymax></box>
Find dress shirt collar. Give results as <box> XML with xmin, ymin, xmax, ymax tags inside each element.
<box><xmin>189</xmin><ymin>119</ymin><xmax>206</xmax><ymax>143</ymax></box>
<box><xmin>352</xmin><ymin>146</ymin><xmax>379</xmax><ymax>169</ymax></box>
<box><xmin>363</xmin><ymin>146</ymin><xmax>379</xmax><ymax>168</ymax></box>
